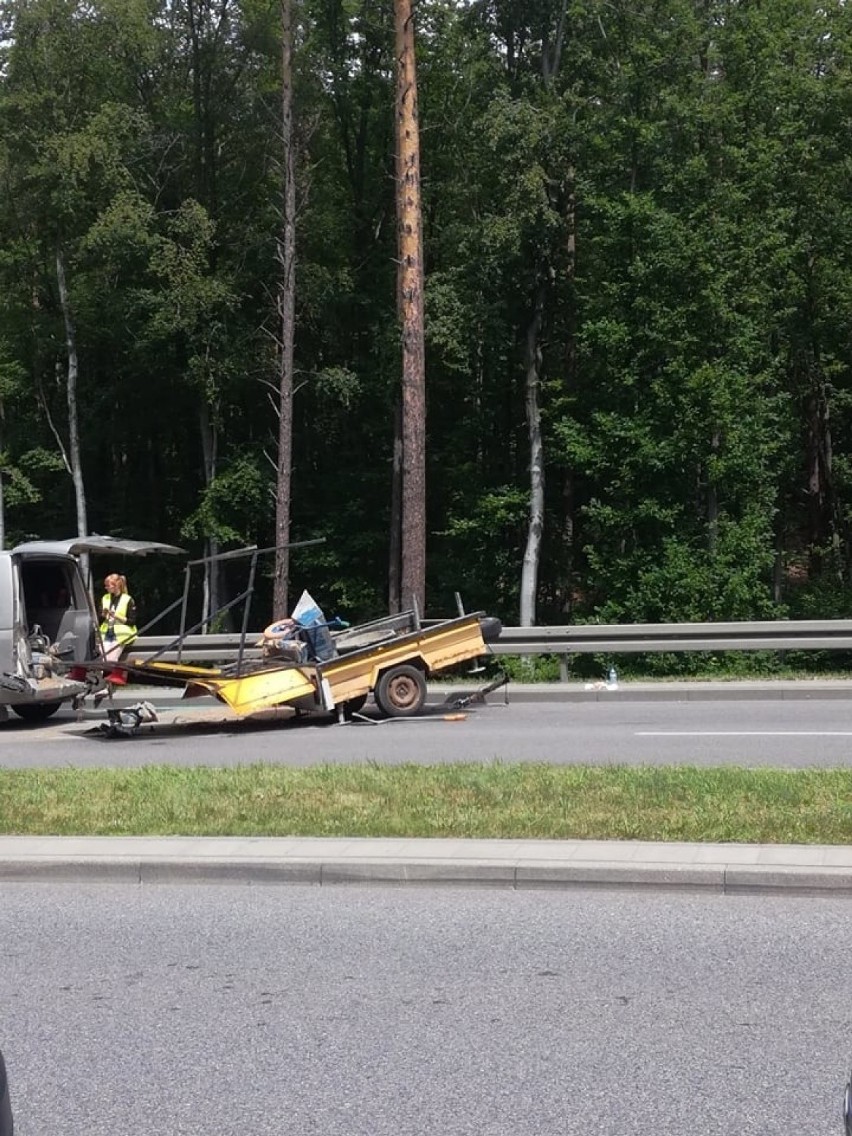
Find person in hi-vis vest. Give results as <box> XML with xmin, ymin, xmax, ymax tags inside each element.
<box><xmin>99</xmin><ymin>573</ymin><xmax>137</xmax><ymax>685</ymax></box>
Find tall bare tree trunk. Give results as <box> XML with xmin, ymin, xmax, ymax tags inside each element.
<box><xmin>518</xmin><ymin>1</ymin><xmax>569</xmax><ymax>627</ymax></box>
<box><xmin>394</xmin><ymin>0</ymin><xmax>426</xmax><ymax>614</ymax></box>
<box><xmin>707</xmin><ymin>427</ymin><xmax>720</xmax><ymax>555</ymax></box>
<box><xmin>56</xmin><ymin>247</ymin><xmax>88</xmax><ymax>543</ymax></box>
<box><xmin>199</xmin><ymin>399</ymin><xmax>222</xmax><ymax>627</ymax></box>
<box><xmin>559</xmin><ymin>164</ymin><xmax>577</xmax><ymax>617</ymax></box>
<box><xmin>273</xmin><ymin>0</ymin><xmax>296</xmax><ymax>618</ymax></box>
<box><xmin>388</xmin><ymin>399</ymin><xmax>403</xmax><ymax>612</ymax></box>
<box><xmin>519</xmin><ymin>279</ymin><xmax>546</xmax><ymax>627</ymax></box>
<box><xmin>803</xmin><ymin>357</ymin><xmax>837</xmax><ymax>578</ymax></box>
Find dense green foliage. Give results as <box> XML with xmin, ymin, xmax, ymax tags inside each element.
<box><xmin>0</xmin><ymin>0</ymin><xmax>850</xmax><ymax>627</ymax></box>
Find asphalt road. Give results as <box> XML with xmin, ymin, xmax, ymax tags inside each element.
<box><xmin>2</xmin><ymin>883</ymin><xmax>849</xmax><ymax>1135</ymax></box>
<box><xmin>4</xmin><ymin>695</ymin><xmax>852</xmax><ymax>767</ymax></box>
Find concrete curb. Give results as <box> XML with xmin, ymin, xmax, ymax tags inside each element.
<box><xmin>498</xmin><ymin>685</ymin><xmax>852</xmax><ymax>702</ymax></box>
<box><xmin>441</xmin><ymin>679</ymin><xmax>852</xmax><ymax>703</ymax></box>
<box><xmin>2</xmin><ymin>837</ymin><xmax>851</xmax><ymax>895</ymax></box>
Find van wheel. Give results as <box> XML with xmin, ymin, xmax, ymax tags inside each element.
<box><xmin>12</xmin><ymin>701</ymin><xmax>62</xmax><ymax>722</ymax></box>
<box><xmin>374</xmin><ymin>665</ymin><xmax>426</xmax><ymax>718</ymax></box>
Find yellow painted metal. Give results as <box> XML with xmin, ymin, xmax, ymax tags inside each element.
<box><xmin>127</xmin><ymin>612</ymin><xmax>489</xmax><ymax>717</ymax></box>
<box><xmin>125</xmin><ymin>657</ymin><xmax>316</xmax><ymax>715</ymax></box>
<box><xmin>191</xmin><ymin>665</ymin><xmax>317</xmax><ymax>715</ymax></box>
<box><xmin>318</xmin><ymin>613</ymin><xmax>487</xmax><ymax>705</ymax></box>
<box><xmin>126</xmin><ymin>658</ymin><xmax>226</xmax><ymax>678</ymax></box>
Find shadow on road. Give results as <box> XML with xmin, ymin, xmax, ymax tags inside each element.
<box><xmin>64</xmin><ymin>699</ymin><xmax>495</xmax><ymax>742</ymax></box>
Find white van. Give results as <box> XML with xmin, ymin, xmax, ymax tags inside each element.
<box><xmin>0</xmin><ymin>536</ymin><xmax>181</xmax><ymax>722</ymax></box>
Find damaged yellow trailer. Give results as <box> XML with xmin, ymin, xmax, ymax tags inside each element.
<box><xmin>126</xmin><ymin>608</ymin><xmax>502</xmax><ymax>722</ymax></box>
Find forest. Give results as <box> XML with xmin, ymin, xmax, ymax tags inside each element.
<box><xmin>0</xmin><ymin>0</ymin><xmax>850</xmax><ymax>632</ymax></box>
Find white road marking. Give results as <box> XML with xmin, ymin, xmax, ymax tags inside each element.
<box><xmin>636</xmin><ymin>731</ymin><xmax>852</xmax><ymax>737</ymax></box>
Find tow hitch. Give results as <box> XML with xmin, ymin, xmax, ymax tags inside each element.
<box><xmin>444</xmin><ymin>669</ymin><xmax>509</xmax><ymax>710</ymax></box>
<box><xmin>99</xmin><ymin>701</ymin><xmax>158</xmax><ymax>738</ymax></box>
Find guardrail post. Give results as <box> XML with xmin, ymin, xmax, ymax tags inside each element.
<box><xmin>559</xmin><ymin>654</ymin><xmax>571</xmax><ymax>683</ymax></box>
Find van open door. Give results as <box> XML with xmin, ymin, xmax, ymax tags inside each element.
<box><xmin>0</xmin><ymin>536</ymin><xmax>183</xmax><ymax>723</ymax></box>
<box><xmin>11</xmin><ymin>537</ymin><xmax>184</xmax><ymax>558</ymax></box>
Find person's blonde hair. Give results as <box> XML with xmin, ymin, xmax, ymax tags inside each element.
<box><xmin>104</xmin><ymin>573</ymin><xmax>129</xmax><ymax>595</ymax></box>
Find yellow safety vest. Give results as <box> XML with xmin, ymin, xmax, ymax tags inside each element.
<box><xmin>99</xmin><ymin>592</ymin><xmax>137</xmax><ymax>646</ymax></box>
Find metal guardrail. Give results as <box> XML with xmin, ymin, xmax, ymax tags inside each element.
<box><xmin>130</xmin><ymin>620</ymin><xmax>852</xmax><ymax>665</ymax></box>
<box><xmin>129</xmin><ymin>635</ymin><xmax>264</xmax><ymax>664</ymax></box>
<box><xmin>491</xmin><ymin>620</ymin><xmax>852</xmax><ymax>654</ymax></box>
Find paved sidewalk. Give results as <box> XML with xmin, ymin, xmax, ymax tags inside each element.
<box><xmin>1</xmin><ymin>835</ymin><xmax>851</xmax><ymax>895</ymax></box>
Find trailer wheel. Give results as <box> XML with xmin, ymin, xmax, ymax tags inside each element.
<box><xmin>374</xmin><ymin>665</ymin><xmax>426</xmax><ymax>718</ymax></box>
<box><xmin>12</xmin><ymin>701</ymin><xmax>62</xmax><ymax>723</ymax></box>
<box><xmin>479</xmin><ymin>616</ymin><xmax>502</xmax><ymax>643</ymax></box>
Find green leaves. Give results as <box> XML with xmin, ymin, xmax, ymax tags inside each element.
<box><xmin>181</xmin><ymin>455</ymin><xmax>268</xmax><ymax>546</ymax></box>
<box><xmin>0</xmin><ymin>0</ymin><xmax>848</xmax><ymax>624</ymax></box>
<box><xmin>142</xmin><ymin>200</ymin><xmax>235</xmax><ymax>342</ymax></box>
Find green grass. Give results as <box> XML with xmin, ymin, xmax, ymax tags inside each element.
<box><xmin>1</xmin><ymin>763</ymin><xmax>850</xmax><ymax>844</ymax></box>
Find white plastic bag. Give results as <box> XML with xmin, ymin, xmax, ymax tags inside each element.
<box><xmin>290</xmin><ymin>590</ymin><xmax>335</xmax><ymax>661</ymax></box>
<box><xmin>291</xmin><ymin>590</ymin><xmax>323</xmax><ymax>627</ymax></box>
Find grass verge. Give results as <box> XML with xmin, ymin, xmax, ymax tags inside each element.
<box><xmin>0</xmin><ymin>763</ymin><xmax>850</xmax><ymax>843</ymax></box>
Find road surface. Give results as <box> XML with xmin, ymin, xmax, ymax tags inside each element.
<box><xmin>2</xmin><ymin>882</ymin><xmax>848</xmax><ymax>1135</ymax></box>
<box><xmin>3</xmin><ymin>695</ymin><xmax>852</xmax><ymax>767</ymax></box>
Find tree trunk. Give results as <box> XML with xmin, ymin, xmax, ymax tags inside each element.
<box><xmin>199</xmin><ymin>399</ymin><xmax>222</xmax><ymax>627</ymax></box>
<box><xmin>773</xmin><ymin>512</ymin><xmax>784</xmax><ymax>605</ymax></box>
<box><xmin>707</xmin><ymin>427</ymin><xmax>720</xmax><ymax>555</ymax></box>
<box><xmin>273</xmin><ymin>0</ymin><xmax>296</xmax><ymax>619</ymax></box>
<box><xmin>394</xmin><ymin>0</ymin><xmax>426</xmax><ymax>614</ymax></box>
<box><xmin>805</xmin><ymin>366</ymin><xmax>834</xmax><ymax>577</ymax></box>
<box><xmin>518</xmin><ymin>1</ymin><xmax>569</xmax><ymax>626</ymax></box>
<box><xmin>56</xmin><ymin>247</ymin><xmax>88</xmax><ymax>543</ymax></box>
<box><xmin>388</xmin><ymin>398</ymin><xmax>403</xmax><ymax>613</ymax></box>
<box><xmin>519</xmin><ymin>278</ymin><xmax>546</xmax><ymax>627</ymax></box>
<box><xmin>558</xmin><ymin>164</ymin><xmax>577</xmax><ymax>616</ymax></box>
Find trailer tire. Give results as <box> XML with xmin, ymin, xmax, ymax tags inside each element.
<box><xmin>12</xmin><ymin>701</ymin><xmax>62</xmax><ymax>723</ymax></box>
<box><xmin>374</xmin><ymin>665</ymin><xmax>427</xmax><ymax>718</ymax></box>
<box><xmin>479</xmin><ymin>616</ymin><xmax>502</xmax><ymax>643</ymax></box>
